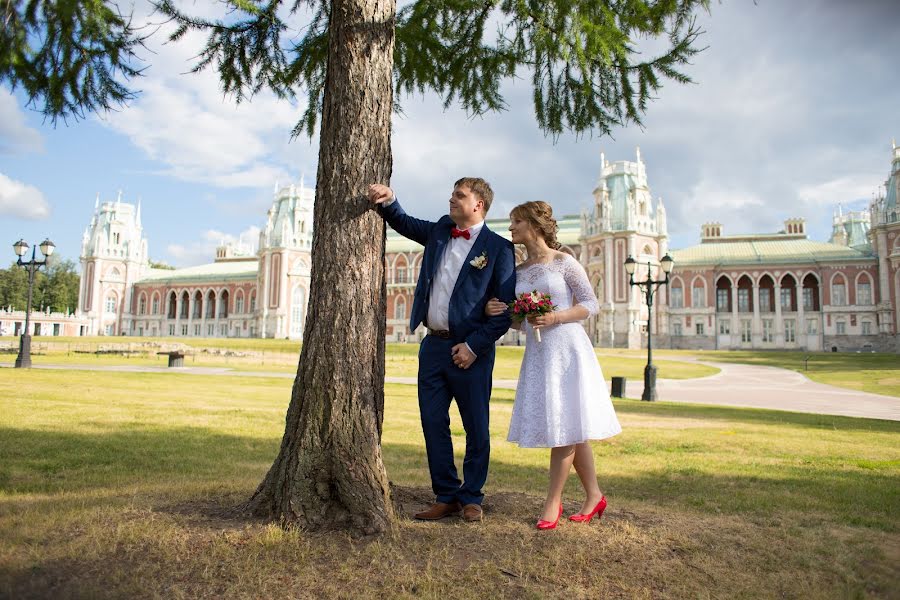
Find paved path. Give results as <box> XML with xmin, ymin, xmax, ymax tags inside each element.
<box><xmin>2</xmin><ymin>360</ymin><xmax>898</xmax><ymax>421</ymax></box>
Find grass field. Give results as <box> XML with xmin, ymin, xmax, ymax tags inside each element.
<box><xmin>1</xmin><ymin>368</ymin><xmax>897</xmax><ymax>598</ymax></box>
<box><xmin>0</xmin><ymin>337</ymin><xmax>721</xmax><ymax>382</ymax></box>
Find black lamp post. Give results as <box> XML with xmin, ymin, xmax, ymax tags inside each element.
<box><xmin>625</xmin><ymin>253</ymin><xmax>674</xmax><ymax>401</ymax></box>
<box><xmin>13</xmin><ymin>238</ymin><xmax>55</xmax><ymax>368</ymax></box>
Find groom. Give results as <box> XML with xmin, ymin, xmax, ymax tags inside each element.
<box><xmin>369</xmin><ymin>178</ymin><xmax>515</xmax><ymax>522</ymax></box>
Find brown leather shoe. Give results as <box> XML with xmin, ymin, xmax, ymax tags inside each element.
<box><xmin>462</xmin><ymin>504</ymin><xmax>483</xmax><ymax>522</ymax></box>
<box><xmin>414</xmin><ymin>501</ymin><xmax>462</xmax><ymax>520</ymax></box>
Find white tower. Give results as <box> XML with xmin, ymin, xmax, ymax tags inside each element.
<box><xmin>78</xmin><ymin>193</ymin><xmax>150</xmax><ymax>335</ymax></box>
<box><xmin>257</xmin><ymin>179</ymin><xmax>314</xmax><ymax>339</ymax></box>
<box><xmin>581</xmin><ymin>148</ymin><xmax>669</xmax><ymax>348</ymax></box>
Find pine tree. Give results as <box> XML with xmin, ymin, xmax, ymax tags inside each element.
<box><xmin>2</xmin><ymin>0</ymin><xmax>709</xmax><ymax>533</ymax></box>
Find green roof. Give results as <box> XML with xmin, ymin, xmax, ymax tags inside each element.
<box><xmin>672</xmin><ymin>238</ymin><xmax>875</xmax><ymax>267</ymax></box>
<box><xmin>386</xmin><ymin>215</ymin><xmax>582</xmax><ymax>253</ymax></box>
<box><xmin>136</xmin><ymin>260</ymin><xmax>259</xmax><ymax>286</ymax></box>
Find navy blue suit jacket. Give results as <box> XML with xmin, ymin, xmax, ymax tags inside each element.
<box><xmin>380</xmin><ymin>199</ymin><xmax>516</xmax><ymax>356</ymax></box>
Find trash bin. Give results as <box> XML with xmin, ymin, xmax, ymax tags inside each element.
<box><xmin>611</xmin><ymin>376</ymin><xmax>626</xmax><ymax>398</ymax></box>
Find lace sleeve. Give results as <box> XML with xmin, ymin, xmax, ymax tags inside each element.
<box><xmin>563</xmin><ymin>255</ymin><xmax>599</xmax><ymax>316</ymax></box>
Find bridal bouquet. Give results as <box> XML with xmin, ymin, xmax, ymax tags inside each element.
<box><xmin>509</xmin><ymin>290</ymin><xmax>555</xmax><ymax>342</ymax></box>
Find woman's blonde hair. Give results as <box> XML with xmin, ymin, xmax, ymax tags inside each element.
<box><xmin>510</xmin><ymin>201</ymin><xmax>561</xmax><ymax>250</ymax></box>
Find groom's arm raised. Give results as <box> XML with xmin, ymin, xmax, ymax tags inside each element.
<box><xmin>465</xmin><ymin>239</ymin><xmax>516</xmax><ymax>356</ymax></box>
<box><xmin>368</xmin><ymin>184</ymin><xmax>434</xmax><ymax>246</ymax></box>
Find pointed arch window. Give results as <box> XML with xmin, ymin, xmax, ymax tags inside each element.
<box><xmin>831</xmin><ymin>275</ymin><xmax>847</xmax><ymax>307</ymax></box>
<box><xmin>395</xmin><ymin>296</ymin><xmax>407</xmax><ymax>320</ymax></box>
<box><xmin>856</xmin><ymin>275</ymin><xmax>872</xmax><ymax>306</ymax></box>
<box><xmin>290</xmin><ymin>287</ymin><xmax>305</xmax><ymax>338</ymax></box>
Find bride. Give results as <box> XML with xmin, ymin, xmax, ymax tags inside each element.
<box><xmin>485</xmin><ymin>201</ymin><xmax>622</xmax><ymax>530</ymax></box>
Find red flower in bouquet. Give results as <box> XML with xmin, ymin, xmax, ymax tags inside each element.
<box><xmin>508</xmin><ymin>290</ymin><xmax>555</xmax><ymax>342</ymax></box>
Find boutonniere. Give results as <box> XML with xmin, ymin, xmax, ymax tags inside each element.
<box><xmin>470</xmin><ymin>251</ymin><xmax>488</xmax><ymax>270</ymax></box>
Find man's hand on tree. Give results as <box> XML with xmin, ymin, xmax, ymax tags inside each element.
<box><xmin>368</xmin><ymin>184</ymin><xmax>394</xmax><ymax>205</ymax></box>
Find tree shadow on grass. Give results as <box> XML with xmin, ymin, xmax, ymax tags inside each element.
<box><xmin>1</xmin><ymin>426</ymin><xmax>896</xmax><ymax>533</ymax></box>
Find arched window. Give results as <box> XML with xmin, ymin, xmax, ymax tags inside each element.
<box><xmin>856</xmin><ymin>274</ymin><xmax>873</xmax><ymax>306</ymax></box>
<box><xmin>780</xmin><ymin>274</ymin><xmax>797</xmax><ymax>312</ymax></box>
<box><xmin>235</xmin><ymin>290</ymin><xmax>245</xmax><ymax>314</ymax></box>
<box><xmin>716</xmin><ymin>276</ymin><xmax>732</xmax><ymax>312</ymax></box>
<box><xmin>802</xmin><ymin>274</ymin><xmax>820</xmax><ymax>311</ymax></box>
<box><xmin>206</xmin><ymin>290</ymin><xmax>216</xmax><ymax>318</ymax></box>
<box><xmin>193</xmin><ymin>291</ymin><xmax>203</xmax><ymax>318</ymax></box>
<box><xmin>168</xmin><ymin>291</ymin><xmax>178</xmax><ymax>319</ymax></box>
<box><xmin>395</xmin><ymin>296</ymin><xmax>407</xmax><ymax>320</ymax></box>
<box><xmin>758</xmin><ymin>275</ymin><xmax>775</xmax><ymax>313</ymax></box>
<box><xmin>249</xmin><ymin>290</ymin><xmax>257</xmax><ymax>312</ymax></box>
<box><xmin>138</xmin><ymin>293</ymin><xmax>147</xmax><ymax>315</ymax></box>
<box><xmin>219</xmin><ymin>290</ymin><xmax>229</xmax><ymax>318</ymax></box>
<box><xmin>181</xmin><ymin>291</ymin><xmax>190</xmax><ymax>319</ymax></box>
<box><xmin>395</xmin><ymin>255</ymin><xmax>408</xmax><ymax>284</ymax></box>
<box><xmin>290</xmin><ymin>286</ymin><xmax>305</xmax><ymax>338</ymax></box>
<box><xmin>830</xmin><ymin>274</ymin><xmax>847</xmax><ymax>307</ymax></box>
<box><xmin>669</xmin><ymin>277</ymin><xmax>684</xmax><ymax>308</ymax></box>
<box><xmin>105</xmin><ymin>293</ymin><xmax>117</xmax><ymax>314</ymax></box>
<box><xmin>151</xmin><ymin>292</ymin><xmax>160</xmax><ymax>315</ymax></box>
<box><xmin>737</xmin><ymin>276</ymin><xmax>753</xmax><ymax>313</ymax></box>
<box><xmin>691</xmin><ymin>278</ymin><xmax>706</xmax><ymax>308</ymax></box>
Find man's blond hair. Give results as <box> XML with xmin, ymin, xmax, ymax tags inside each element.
<box><xmin>454</xmin><ymin>177</ymin><xmax>494</xmax><ymax>214</ymax></box>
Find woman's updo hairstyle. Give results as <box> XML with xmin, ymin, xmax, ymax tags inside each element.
<box><xmin>510</xmin><ymin>201</ymin><xmax>561</xmax><ymax>250</ymax></box>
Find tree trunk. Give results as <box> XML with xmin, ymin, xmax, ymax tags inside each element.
<box><xmin>245</xmin><ymin>0</ymin><xmax>397</xmax><ymax>534</ymax></box>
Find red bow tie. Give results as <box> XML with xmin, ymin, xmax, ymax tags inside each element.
<box><xmin>450</xmin><ymin>227</ymin><xmax>471</xmax><ymax>240</ymax></box>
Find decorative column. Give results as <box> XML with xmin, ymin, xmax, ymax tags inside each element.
<box><xmin>797</xmin><ymin>279</ymin><xmax>806</xmax><ymax>348</ymax></box>
<box><xmin>752</xmin><ymin>283</ymin><xmax>761</xmax><ymax>348</ymax></box>
<box><xmin>774</xmin><ymin>283</ymin><xmax>783</xmax><ymax>345</ymax></box>
<box><xmin>731</xmin><ymin>284</ymin><xmax>739</xmax><ymax>347</ymax></box>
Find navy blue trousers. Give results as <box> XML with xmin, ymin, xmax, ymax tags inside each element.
<box><xmin>417</xmin><ymin>335</ymin><xmax>494</xmax><ymax>506</ymax></box>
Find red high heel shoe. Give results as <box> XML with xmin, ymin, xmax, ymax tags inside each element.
<box><xmin>568</xmin><ymin>495</ymin><xmax>607</xmax><ymax>523</ymax></box>
<box><xmin>536</xmin><ymin>504</ymin><xmax>563</xmax><ymax>530</ymax></box>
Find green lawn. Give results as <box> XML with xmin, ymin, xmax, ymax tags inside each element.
<box><xmin>1</xmin><ymin>337</ymin><xmax>722</xmax><ymax>381</ymax></box>
<box><xmin>1</xmin><ymin>369</ymin><xmax>897</xmax><ymax>598</ymax></box>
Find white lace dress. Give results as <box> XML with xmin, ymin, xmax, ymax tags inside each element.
<box><xmin>507</xmin><ymin>254</ymin><xmax>622</xmax><ymax>448</ymax></box>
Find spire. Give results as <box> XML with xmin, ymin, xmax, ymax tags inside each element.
<box><xmin>274</xmin><ymin>180</ymin><xmax>279</xmax><ymax>195</ymax></box>
<box><xmin>636</xmin><ymin>146</ymin><xmax>642</xmax><ymax>164</ymax></box>
<box><xmin>136</xmin><ymin>198</ymin><xmax>142</xmax><ymax>226</ymax></box>
<box><xmin>94</xmin><ymin>193</ymin><xmax>100</xmax><ymax>211</ymax></box>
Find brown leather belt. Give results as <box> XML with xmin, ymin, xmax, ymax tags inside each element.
<box><xmin>427</xmin><ymin>328</ymin><xmax>451</xmax><ymax>339</ymax></box>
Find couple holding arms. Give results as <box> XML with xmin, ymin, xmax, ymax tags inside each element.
<box><xmin>368</xmin><ymin>177</ymin><xmax>621</xmax><ymax>530</ymax></box>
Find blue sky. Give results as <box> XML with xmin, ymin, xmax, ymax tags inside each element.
<box><xmin>1</xmin><ymin>0</ymin><xmax>898</xmax><ymax>269</ymax></box>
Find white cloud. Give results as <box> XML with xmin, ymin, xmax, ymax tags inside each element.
<box><xmin>0</xmin><ymin>173</ymin><xmax>51</xmax><ymax>219</ymax></box>
<box><xmin>796</xmin><ymin>174</ymin><xmax>882</xmax><ymax>207</ymax></box>
<box><xmin>97</xmin><ymin>6</ymin><xmax>307</xmax><ymax>189</ymax></box>
<box><xmin>0</xmin><ymin>88</ymin><xmax>44</xmax><ymax>154</ymax></box>
<box><xmin>165</xmin><ymin>225</ymin><xmax>261</xmax><ymax>266</ymax></box>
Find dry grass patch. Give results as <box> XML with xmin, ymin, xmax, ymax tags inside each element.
<box><xmin>1</xmin><ymin>369</ymin><xmax>897</xmax><ymax>598</ymax></box>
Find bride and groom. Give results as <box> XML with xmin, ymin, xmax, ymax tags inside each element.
<box><xmin>368</xmin><ymin>178</ymin><xmax>621</xmax><ymax>530</ymax></box>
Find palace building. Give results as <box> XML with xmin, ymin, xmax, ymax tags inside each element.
<box><xmin>69</xmin><ymin>143</ymin><xmax>900</xmax><ymax>352</ymax></box>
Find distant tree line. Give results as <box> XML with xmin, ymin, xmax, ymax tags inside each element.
<box><xmin>0</xmin><ymin>258</ymin><xmax>80</xmax><ymax>314</ymax></box>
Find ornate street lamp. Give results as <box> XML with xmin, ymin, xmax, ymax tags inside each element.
<box><xmin>12</xmin><ymin>238</ymin><xmax>55</xmax><ymax>368</ymax></box>
<box><xmin>625</xmin><ymin>253</ymin><xmax>674</xmax><ymax>401</ymax></box>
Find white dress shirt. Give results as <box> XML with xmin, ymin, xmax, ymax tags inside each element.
<box><xmin>383</xmin><ymin>195</ymin><xmax>481</xmax><ymax>355</ymax></box>
<box><xmin>427</xmin><ymin>219</ymin><xmax>484</xmax><ymax>332</ymax></box>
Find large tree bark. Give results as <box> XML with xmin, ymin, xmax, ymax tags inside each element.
<box><xmin>245</xmin><ymin>0</ymin><xmax>397</xmax><ymax>534</ymax></box>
